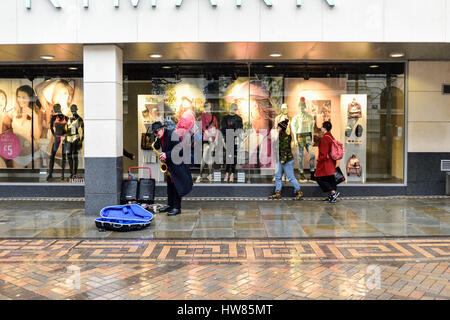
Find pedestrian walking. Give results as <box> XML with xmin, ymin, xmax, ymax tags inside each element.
<box><xmin>315</xmin><ymin>121</ymin><xmax>340</xmax><ymax>203</ymax></box>
<box><xmin>152</xmin><ymin>121</ymin><xmax>193</xmax><ymax>216</ymax></box>
<box><xmin>268</xmin><ymin>119</ymin><xmax>303</xmax><ymax>200</ymax></box>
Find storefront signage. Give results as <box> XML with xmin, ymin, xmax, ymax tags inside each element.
<box><xmin>25</xmin><ymin>0</ymin><xmax>335</xmax><ymax>9</ymax></box>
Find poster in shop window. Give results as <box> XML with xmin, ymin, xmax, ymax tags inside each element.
<box><xmin>340</xmin><ymin>94</ymin><xmax>367</xmax><ymax>183</ymax></box>
<box><xmin>0</xmin><ymin>78</ymin><xmax>84</xmax><ymax>170</ymax></box>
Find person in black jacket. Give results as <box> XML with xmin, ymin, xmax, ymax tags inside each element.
<box><xmin>151</xmin><ymin>121</ymin><xmax>193</xmax><ymax>216</ymax></box>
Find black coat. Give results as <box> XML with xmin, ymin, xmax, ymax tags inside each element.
<box><xmin>154</xmin><ymin>129</ymin><xmax>193</xmax><ymax>197</ymax></box>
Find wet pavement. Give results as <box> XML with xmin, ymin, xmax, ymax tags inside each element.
<box><xmin>0</xmin><ymin>196</ymin><xmax>448</xmax><ymax>300</ymax></box>
<box><xmin>0</xmin><ymin>196</ymin><xmax>449</xmax><ymax>239</ymax></box>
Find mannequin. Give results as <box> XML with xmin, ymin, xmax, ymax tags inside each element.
<box><xmin>291</xmin><ymin>97</ymin><xmax>315</xmax><ymax>181</ymax></box>
<box><xmin>47</xmin><ymin>104</ymin><xmax>68</xmax><ymax>181</ymax></box>
<box><xmin>64</xmin><ymin>104</ymin><xmax>84</xmax><ymax>179</ymax></box>
<box><xmin>221</xmin><ymin>103</ymin><xmax>243</xmax><ymax>182</ymax></box>
<box><xmin>274</xmin><ymin>103</ymin><xmax>291</xmax><ymax>135</ymax></box>
<box><xmin>196</xmin><ymin>101</ymin><xmax>218</xmax><ymax>183</ymax></box>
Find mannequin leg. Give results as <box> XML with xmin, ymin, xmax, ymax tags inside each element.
<box><xmin>297</xmin><ymin>135</ymin><xmax>307</xmax><ymax>181</ymax></box>
<box><xmin>306</xmin><ymin>135</ymin><xmax>315</xmax><ymax>180</ymax></box>
<box><xmin>68</xmin><ymin>147</ymin><xmax>74</xmax><ymax>179</ymax></box>
<box><xmin>61</xmin><ymin>153</ymin><xmax>66</xmax><ymax>180</ymax></box>
<box><xmin>73</xmin><ymin>147</ymin><xmax>79</xmax><ymax>177</ymax></box>
<box><xmin>47</xmin><ymin>136</ymin><xmax>61</xmax><ymax>181</ymax></box>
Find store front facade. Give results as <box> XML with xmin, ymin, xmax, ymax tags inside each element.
<box><xmin>0</xmin><ymin>0</ymin><xmax>448</xmax><ymax>213</ymax></box>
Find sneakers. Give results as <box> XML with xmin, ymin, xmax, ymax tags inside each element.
<box><xmin>195</xmin><ymin>176</ymin><xmax>203</xmax><ymax>183</ymax></box>
<box><xmin>207</xmin><ymin>174</ymin><xmax>213</xmax><ymax>182</ymax></box>
<box><xmin>224</xmin><ymin>172</ymin><xmax>229</xmax><ymax>182</ymax></box>
<box><xmin>268</xmin><ymin>190</ymin><xmax>281</xmax><ymax>199</ymax></box>
<box><xmin>324</xmin><ymin>192</ymin><xmax>340</xmax><ymax>203</ymax></box>
<box><xmin>293</xmin><ymin>190</ymin><xmax>303</xmax><ymax>200</ymax></box>
<box><xmin>331</xmin><ymin>192</ymin><xmax>340</xmax><ymax>202</ymax></box>
<box><xmin>229</xmin><ymin>173</ymin><xmax>234</xmax><ymax>182</ymax></box>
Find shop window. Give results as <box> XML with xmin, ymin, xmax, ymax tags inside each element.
<box><xmin>123</xmin><ymin>62</ymin><xmax>405</xmax><ymax>185</ymax></box>
<box><xmin>0</xmin><ymin>65</ymin><xmax>84</xmax><ymax>182</ymax></box>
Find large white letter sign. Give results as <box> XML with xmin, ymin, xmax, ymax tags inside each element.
<box><xmin>176</xmin><ymin>0</ymin><xmax>218</xmax><ymax>6</ymax></box>
<box><xmin>25</xmin><ymin>0</ymin><xmax>62</xmax><ymax>9</ymax></box>
<box><xmin>296</xmin><ymin>0</ymin><xmax>335</xmax><ymax>6</ymax></box>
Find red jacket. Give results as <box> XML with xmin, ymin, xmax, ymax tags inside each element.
<box><xmin>315</xmin><ymin>131</ymin><xmax>336</xmax><ymax>177</ymax></box>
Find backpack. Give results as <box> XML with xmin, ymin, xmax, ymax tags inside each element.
<box><xmin>328</xmin><ymin>136</ymin><xmax>344</xmax><ymax>161</ymax></box>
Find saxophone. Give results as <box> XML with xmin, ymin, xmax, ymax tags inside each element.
<box><xmin>151</xmin><ymin>140</ymin><xmax>171</xmax><ymax>178</ymax></box>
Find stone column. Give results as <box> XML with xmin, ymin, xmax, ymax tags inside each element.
<box><xmin>83</xmin><ymin>45</ymin><xmax>123</xmax><ymax>215</ymax></box>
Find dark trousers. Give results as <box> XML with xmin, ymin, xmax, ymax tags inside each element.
<box><xmin>167</xmin><ymin>180</ymin><xmax>181</xmax><ymax>209</ymax></box>
<box><xmin>316</xmin><ymin>175</ymin><xmax>337</xmax><ymax>193</ymax></box>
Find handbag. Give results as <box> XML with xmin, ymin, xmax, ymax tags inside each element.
<box><xmin>335</xmin><ymin>167</ymin><xmax>345</xmax><ymax>184</ymax></box>
<box><xmin>141</xmin><ymin>127</ymin><xmax>153</xmax><ymax>150</ymax></box>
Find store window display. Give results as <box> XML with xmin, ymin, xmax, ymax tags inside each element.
<box><xmin>221</xmin><ymin>103</ymin><xmax>243</xmax><ymax>182</ymax></box>
<box><xmin>291</xmin><ymin>97</ymin><xmax>315</xmax><ymax>182</ymax></box>
<box><xmin>225</xmin><ymin>80</ymin><xmax>275</xmax><ymax>169</ymax></box>
<box><xmin>196</xmin><ymin>100</ymin><xmax>219</xmax><ymax>183</ymax></box>
<box><xmin>123</xmin><ymin>62</ymin><xmax>405</xmax><ymax>185</ymax></box>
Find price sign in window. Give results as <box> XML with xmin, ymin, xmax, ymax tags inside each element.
<box><xmin>0</xmin><ymin>131</ymin><xmax>21</xmax><ymax>160</ymax></box>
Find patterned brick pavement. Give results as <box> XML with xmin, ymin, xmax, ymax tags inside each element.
<box><xmin>0</xmin><ymin>238</ymin><xmax>449</xmax><ymax>300</ymax></box>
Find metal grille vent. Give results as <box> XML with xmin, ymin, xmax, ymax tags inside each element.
<box><xmin>441</xmin><ymin>160</ymin><xmax>450</xmax><ymax>171</ymax></box>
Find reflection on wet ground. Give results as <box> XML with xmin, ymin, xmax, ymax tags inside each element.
<box><xmin>0</xmin><ymin>197</ymin><xmax>448</xmax><ymax>239</ymax></box>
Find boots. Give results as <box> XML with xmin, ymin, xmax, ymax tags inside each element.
<box><xmin>229</xmin><ymin>173</ymin><xmax>234</xmax><ymax>182</ymax></box>
<box><xmin>224</xmin><ymin>172</ymin><xmax>229</xmax><ymax>182</ymax></box>
<box><xmin>294</xmin><ymin>190</ymin><xmax>304</xmax><ymax>200</ymax></box>
<box><xmin>268</xmin><ymin>190</ymin><xmax>281</xmax><ymax>199</ymax></box>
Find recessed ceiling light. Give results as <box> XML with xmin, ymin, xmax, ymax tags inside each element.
<box><xmin>149</xmin><ymin>54</ymin><xmax>162</xmax><ymax>58</ymax></box>
<box><xmin>390</xmin><ymin>52</ymin><xmax>404</xmax><ymax>58</ymax></box>
<box><xmin>40</xmin><ymin>55</ymin><xmax>55</xmax><ymax>60</ymax></box>
<box><xmin>269</xmin><ymin>53</ymin><xmax>282</xmax><ymax>57</ymax></box>
<box><xmin>68</xmin><ymin>67</ymin><xmax>78</xmax><ymax>71</ymax></box>
<box><xmin>162</xmin><ymin>66</ymin><xmax>171</xmax><ymax>69</ymax></box>
<box><xmin>265</xmin><ymin>65</ymin><xmax>275</xmax><ymax>68</ymax></box>
<box><xmin>369</xmin><ymin>65</ymin><xmax>379</xmax><ymax>68</ymax></box>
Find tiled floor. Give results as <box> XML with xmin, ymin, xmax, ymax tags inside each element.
<box><xmin>0</xmin><ymin>197</ymin><xmax>449</xmax><ymax>238</ymax></box>
<box><xmin>0</xmin><ymin>238</ymin><xmax>449</xmax><ymax>300</ymax></box>
<box><xmin>0</xmin><ymin>197</ymin><xmax>449</xmax><ymax>300</ymax></box>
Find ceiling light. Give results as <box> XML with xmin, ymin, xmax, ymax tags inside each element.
<box><xmin>369</xmin><ymin>65</ymin><xmax>379</xmax><ymax>68</ymax></box>
<box><xmin>264</xmin><ymin>65</ymin><xmax>275</xmax><ymax>68</ymax></box>
<box><xmin>162</xmin><ymin>66</ymin><xmax>171</xmax><ymax>69</ymax></box>
<box><xmin>40</xmin><ymin>55</ymin><xmax>55</xmax><ymax>60</ymax></box>
<box><xmin>390</xmin><ymin>52</ymin><xmax>404</xmax><ymax>58</ymax></box>
<box><xmin>269</xmin><ymin>53</ymin><xmax>282</xmax><ymax>57</ymax></box>
<box><xmin>149</xmin><ymin>54</ymin><xmax>162</xmax><ymax>58</ymax></box>
<box><xmin>68</xmin><ymin>67</ymin><xmax>78</xmax><ymax>71</ymax></box>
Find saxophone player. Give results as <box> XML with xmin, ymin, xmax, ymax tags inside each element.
<box><xmin>151</xmin><ymin>121</ymin><xmax>193</xmax><ymax>216</ymax></box>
